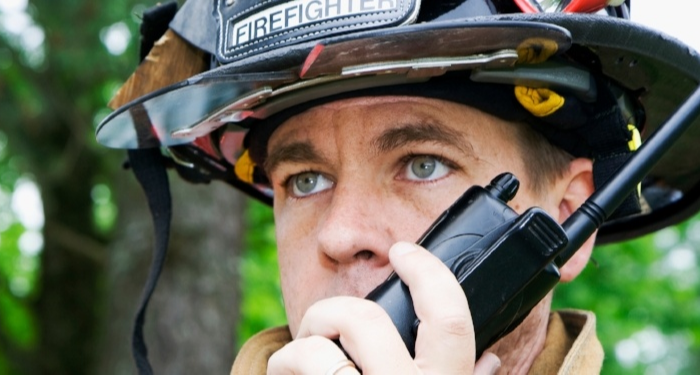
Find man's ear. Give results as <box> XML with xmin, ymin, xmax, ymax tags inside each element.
<box><xmin>556</xmin><ymin>158</ymin><xmax>596</xmax><ymax>282</ymax></box>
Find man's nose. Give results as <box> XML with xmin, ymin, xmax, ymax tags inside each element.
<box><xmin>316</xmin><ymin>183</ymin><xmax>394</xmax><ymax>268</ymax></box>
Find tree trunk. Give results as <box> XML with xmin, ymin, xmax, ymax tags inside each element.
<box><xmin>94</xmin><ymin>165</ymin><xmax>245</xmax><ymax>374</ymax></box>
<box><xmin>34</xmin><ymin>139</ymin><xmax>107</xmax><ymax>375</ymax></box>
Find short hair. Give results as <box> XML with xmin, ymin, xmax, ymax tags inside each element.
<box><xmin>508</xmin><ymin>121</ymin><xmax>575</xmax><ymax>197</ymax></box>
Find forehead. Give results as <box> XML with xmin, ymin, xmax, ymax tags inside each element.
<box><xmin>267</xmin><ymin>96</ymin><xmax>514</xmax><ymax>147</ymax></box>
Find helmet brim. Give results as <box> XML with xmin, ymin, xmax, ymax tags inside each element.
<box><xmin>97</xmin><ymin>14</ymin><xmax>700</xmax><ymax>244</ymax></box>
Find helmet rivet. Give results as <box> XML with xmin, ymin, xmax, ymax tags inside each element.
<box><xmin>226</xmin><ymin>0</ymin><xmax>235</xmax><ymax>5</ymax></box>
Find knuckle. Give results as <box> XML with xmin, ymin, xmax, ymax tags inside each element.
<box><xmin>347</xmin><ymin>299</ymin><xmax>387</xmax><ymax>322</ymax></box>
<box><xmin>436</xmin><ymin>314</ymin><xmax>473</xmax><ymax>337</ymax></box>
<box><xmin>306</xmin><ymin>296</ymin><xmax>388</xmax><ymax>325</ymax></box>
<box><xmin>270</xmin><ymin>336</ymin><xmax>330</xmax><ymax>360</ymax></box>
<box><xmin>299</xmin><ymin>335</ymin><xmax>333</xmax><ymax>352</ymax></box>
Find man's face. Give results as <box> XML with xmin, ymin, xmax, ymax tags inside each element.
<box><xmin>266</xmin><ymin>96</ymin><xmax>559</xmax><ymax>335</ymax></box>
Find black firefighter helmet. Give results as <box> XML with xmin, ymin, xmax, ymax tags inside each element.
<box><xmin>97</xmin><ymin>0</ymin><xmax>700</xmax><ymax>244</ymax></box>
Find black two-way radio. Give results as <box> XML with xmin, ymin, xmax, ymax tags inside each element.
<box><xmin>366</xmin><ymin>85</ymin><xmax>700</xmax><ymax>358</ymax></box>
<box><xmin>366</xmin><ymin>172</ymin><xmax>565</xmax><ymax>357</ymax></box>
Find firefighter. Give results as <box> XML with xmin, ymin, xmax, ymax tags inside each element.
<box><xmin>98</xmin><ymin>0</ymin><xmax>700</xmax><ymax>373</ymax></box>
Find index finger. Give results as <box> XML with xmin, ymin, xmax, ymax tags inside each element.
<box><xmin>389</xmin><ymin>241</ymin><xmax>476</xmax><ymax>374</ymax></box>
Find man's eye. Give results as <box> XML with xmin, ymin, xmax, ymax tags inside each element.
<box><xmin>405</xmin><ymin>156</ymin><xmax>450</xmax><ymax>181</ymax></box>
<box><xmin>289</xmin><ymin>172</ymin><xmax>333</xmax><ymax>197</ymax></box>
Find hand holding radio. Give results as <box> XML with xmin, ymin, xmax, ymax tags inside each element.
<box><xmin>367</xmin><ymin>172</ymin><xmax>567</xmax><ymax>357</ymax></box>
<box><xmin>267</xmin><ymin>240</ymin><xmax>502</xmax><ymax>374</ymax></box>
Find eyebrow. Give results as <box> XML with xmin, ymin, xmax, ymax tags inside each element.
<box><xmin>264</xmin><ymin>121</ymin><xmax>474</xmax><ymax>174</ymax></box>
<box><xmin>372</xmin><ymin>122</ymin><xmax>474</xmax><ymax>156</ymax></box>
<box><xmin>264</xmin><ymin>141</ymin><xmax>326</xmax><ymax>174</ymax></box>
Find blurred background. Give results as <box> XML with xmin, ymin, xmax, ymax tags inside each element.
<box><xmin>0</xmin><ymin>0</ymin><xmax>698</xmax><ymax>374</ymax></box>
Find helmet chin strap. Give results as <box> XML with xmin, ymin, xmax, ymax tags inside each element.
<box><xmin>127</xmin><ymin>148</ymin><xmax>172</xmax><ymax>375</ymax></box>
<box><xmin>125</xmin><ymin>2</ymin><xmax>179</xmax><ymax>374</ymax></box>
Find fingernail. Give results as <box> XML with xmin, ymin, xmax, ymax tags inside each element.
<box><xmin>391</xmin><ymin>241</ymin><xmax>418</xmax><ymax>256</ymax></box>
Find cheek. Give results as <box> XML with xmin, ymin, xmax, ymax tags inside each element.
<box><xmin>276</xmin><ymin>229</ymin><xmax>317</xmax><ymax>334</ymax></box>
<box><xmin>274</xmin><ymin>202</ymin><xmax>330</xmax><ymax>333</ymax></box>
<box><xmin>390</xmin><ymin>179</ymin><xmax>475</xmax><ymax>239</ymax></box>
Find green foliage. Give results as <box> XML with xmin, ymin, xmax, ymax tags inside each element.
<box><xmin>0</xmin><ymin>123</ymin><xmax>39</xmax><ymax>373</ymax></box>
<box><xmin>237</xmin><ymin>200</ymin><xmax>286</xmax><ymax>349</ymax></box>
<box><xmin>0</xmin><ymin>223</ymin><xmax>38</xmax><ymax>350</ymax></box>
<box><xmin>90</xmin><ymin>183</ymin><xmax>117</xmax><ymax>234</ymax></box>
<box><xmin>554</xmin><ymin>216</ymin><xmax>700</xmax><ymax>374</ymax></box>
<box><xmin>0</xmin><ymin>353</ymin><xmax>8</xmax><ymax>375</ymax></box>
<box><xmin>0</xmin><ymin>179</ymin><xmax>39</xmax><ymax>375</ymax></box>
